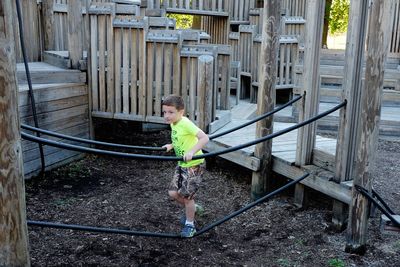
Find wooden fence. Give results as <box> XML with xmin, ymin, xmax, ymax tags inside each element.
<box><xmin>88</xmin><ymin>11</ymin><xmax>230</xmax><ymax>131</ymax></box>
<box><xmin>148</xmin><ymin>0</ymin><xmax>229</xmax><ymax>16</ymax></box>
<box><xmin>390</xmin><ymin>0</ymin><xmax>400</xmax><ymax>56</ymax></box>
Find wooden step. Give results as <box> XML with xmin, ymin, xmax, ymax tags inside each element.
<box><xmin>17</xmin><ymin>62</ymin><xmax>86</xmax><ymax>84</ymax></box>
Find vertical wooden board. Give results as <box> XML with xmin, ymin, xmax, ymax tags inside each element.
<box><xmin>154</xmin><ymin>43</ymin><xmax>163</xmax><ymax>116</ymax></box>
<box><xmin>164</xmin><ymin>43</ymin><xmax>172</xmax><ymax>97</ymax></box>
<box><xmin>279</xmin><ymin>43</ymin><xmax>285</xmax><ymax>85</ymax></box>
<box><xmin>199</xmin><ymin>0</ymin><xmax>203</xmax><ymax>10</ymax></box>
<box><xmin>179</xmin><ymin>0</ymin><xmax>183</xmax><ymax>9</ymax></box>
<box><xmin>147</xmin><ymin>42</ymin><xmax>155</xmax><ymax>116</ymax></box>
<box><xmin>130</xmin><ymin>29</ymin><xmax>138</xmax><ymax>115</ymax></box>
<box><xmin>189</xmin><ymin>57</ymin><xmax>197</xmax><ymax>120</ymax></box>
<box><xmin>234</xmin><ymin>0</ymin><xmax>239</xmax><ymax>20</ymax></box>
<box><xmin>240</xmin><ymin>0</ymin><xmax>245</xmax><ymax>21</ymax></box>
<box><xmin>90</xmin><ymin>15</ymin><xmax>99</xmax><ymax>111</ymax></box>
<box><xmin>181</xmin><ymin>57</ymin><xmax>189</xmax><ymax>109</ymax></box>
<box><xmin>139</xmin><ymin>29</ymin><xmax>146</xmax><ymax>116</ymax></box>
<box><xmin>114</xmin><ymin>28</ymin><xmax>122</xmax><ymax>113</ymax></box>
<box><xmin>220</xmin><ymin>55</ymin><xmax>230</xmax><ymax>109</ymax></box>
<box><xmin>106</xmin><ymin>14</ymin><xmax>114</xmax><ymax>113</ymax></box>
<box><xmin>185</xmin><ymin>0</ymin><xmax>190</xmax><ymax>9</ymax></box>
<box><xmin>98</xmin><ymin>15</ymin><xmax>106</xmax><ymax>112</ymax></box>
<box><xmin>172</xmin><ymin>44</ymin><xmax>181</xmax><ymax>95</ymax></box>
<box><xmin>285</xmin><ymin>44</ymin><xmax>291</xmax><ymax>85</ymax></box>
<box><xmin>212</xmin><ymin>0</ymin><xmax>217</xmax><ymax>11</ymax></box>
<box><xmin>122</xmin><ymin>28</ymin><xmax>130</xmax><ymax>114</ymax></box>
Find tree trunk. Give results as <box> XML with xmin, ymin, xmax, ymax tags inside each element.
<box><xmin>322</xmin><ymin>0</ymin><xmax>333</xmax><ymax>48</ymax></box>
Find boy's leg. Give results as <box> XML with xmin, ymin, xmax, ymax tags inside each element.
<box><xmin>183</xmin><ymin>198</ymin><xmax>195</xmax><ymax>223</ymax></box>
<box><xmin>168</xmin><ymin>190</ymin><xmax>185</xmax><ymax>207</ymax></box>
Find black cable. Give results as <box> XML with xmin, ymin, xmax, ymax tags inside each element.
<box><xmin>195</xmin><ymin>172</ymin><xmax>310</xmax><ymax>235</ymax></box>
<box><xmin>21</xmin><ymin>124</ymin><xmax>167</xmax><ymax>151</ymax></box>
<box><xmin>372</xmin><ymin>189</ymin><xmax>396</xmax><ymax>215</ymax></box>
<box><xmin>21</xmin><ymin>100</ymin><xmax>347</xmax><ymax>162</ymax></box>
<box><xmin>27</xmin><ymin>220</ymin><xmax>180</xmax><ymax>238</ymax></box>
<box><xmin>209</xmin><ymin>95</ymin><xmax>302</xmax><ymax>139</ymax></box>
<box><xmin>16</xmin><ymin>0</ymin><xmax>46</xmax><ymax>173</ymax></box>
<box><xmin>27</xmin><ymin>173</ymin><xmax>310</xmax><ymax>238</ymax></box>
<box><xmin>355</xmin><ymin>185</ymin><xmax>400</xmax><ymax>228</ymax></box>
<box><xmin>20</xmin><ymin>95</ymin><xmax>302</xmax><ymax>151</ymax></box>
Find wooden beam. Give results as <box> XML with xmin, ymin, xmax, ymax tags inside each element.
<box><xmin>0</xmin><ymin>1</ymin><xmax>30</xmax><ymax>265</ymax></box>
<box><xmin>331</xmin><ymin>0</ymin><xmax>370</xmax><ymax>230</ymax></box>
<box><xmin>346</xmin><ymin>0</ymin><xmax>394</xmax><ymax>254</ymax></box>
<box><xmin>68</xmin><ymin>0</ymin><xmax>83</xmax><ymax>69</ymax></box>
<box><xmin>251</xmin><ymin>0</ymin><xmax>280</xmax><ymax>200</ymax></box>
<box><xmin>294</xmin><ymin>0</ymin><xmax>325</xmax><ymax>207</ymax></box>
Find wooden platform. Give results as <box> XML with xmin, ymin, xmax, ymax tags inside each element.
<box><xmin>204</xmin><ymin>98</ymin><xmax>400</xmax><ymax>204</ymax></box>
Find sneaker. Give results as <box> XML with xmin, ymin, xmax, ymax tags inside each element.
<box><xmin>181</xmin><ymin>224</ymin><xmax>196</xmax><ymax>238</ymax></box>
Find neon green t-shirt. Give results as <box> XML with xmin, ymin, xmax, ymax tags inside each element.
<box><xmin>171</xmin><ymin>117</ymin><xmax>205</xmax><ymax>168</ymax></box>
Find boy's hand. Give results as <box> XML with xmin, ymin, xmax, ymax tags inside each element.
<box><xmin>183</xmin><ymin>151</ymin><xmax>194</xmax><ymax>162</ymax></box>
<box><xmin>162</xmin><ymin>144</ymin><xmax>173</xmax><ymax>152</ymax></box>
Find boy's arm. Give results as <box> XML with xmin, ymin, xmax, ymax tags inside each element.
<box><xmin>183</xmin><ymin>130</ymin><xmax>209</xmax><ymax>162</ymax></box>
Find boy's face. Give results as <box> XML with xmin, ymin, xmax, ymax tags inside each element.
<box><xmin>162</xmin><ymin>105</ymin><xmax>184</xmax><ymax>124</ymax></box>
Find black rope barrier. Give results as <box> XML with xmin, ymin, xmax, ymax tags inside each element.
<box><xmin>28</xmin><ymin>173</ymin><xmax>310</xmax><ymax>238</ymax></box>
<box><xmin>355</xmin><ymin>185</ymin><xmax>400</xmax><ymax>228</ymax></box>
<box><xmin>208</xmin><ymin>95</ymin><xmax>302</xmax><ymax>139</ymax></box>
<box><xmin>372</xmin><ymin>189</ymin><xmax>396</xmax><ymax>215</ymax></box>
<box><xmin>195</xmin><ymin>172</ymin><xmax>310</xmax><ymax>235</ymax></box>
<box><xmin>21</xmin><ymin>95</ymin><xmax>302</xmax><ymax>151</ymax></box>
<box><xmin>21</xmin><ymin>100</ymin><xmax>347</xmax><ymax>162</ymax></box>
<box><xmin>16</xmin><ymin>0</ymin><xmax>46</xmax><ymax>173</ymax></box>
<box><xmin>21</xmin><ymin>124</ymin><xmax>167</xmax><ymax>151</ymax></box>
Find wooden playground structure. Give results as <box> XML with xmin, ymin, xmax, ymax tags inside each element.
<box><xmin>1</xmin><ymin>0</ymin><xmax>400</xmax><ymax>265</ymax></box>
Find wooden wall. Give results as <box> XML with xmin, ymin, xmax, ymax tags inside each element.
<box><xmin>19</xmin><ymin>83</ymin><xmax>89</xmax><ymax>178</ymax></box>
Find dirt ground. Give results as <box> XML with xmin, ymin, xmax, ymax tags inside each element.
<box><xmin>25</xmin><ymin>122</ymin><xmax>400</xmax><ymax>266</ymax></box>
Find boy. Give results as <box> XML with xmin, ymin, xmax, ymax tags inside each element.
<box><xmin>162</xmin><ymin>95</ymin><xmax>209</xmax><ymax>238</ymax></box>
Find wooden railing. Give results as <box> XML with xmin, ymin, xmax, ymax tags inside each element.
<box><xmin>148</xmin><ymin>0</ymin><xmax>230</xmax><ymax>16</ymax></box>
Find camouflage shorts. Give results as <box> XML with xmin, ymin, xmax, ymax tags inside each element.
<box><xmin>169</xmin><ymin>163</ymin><xmax>205</xmax><ymax>199</ymax></box>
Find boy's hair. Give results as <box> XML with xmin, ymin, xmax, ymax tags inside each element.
<box><xmin>162</xmin><ymin>95</ymin><xmax>185</xmax><ymax>111</ymax></box>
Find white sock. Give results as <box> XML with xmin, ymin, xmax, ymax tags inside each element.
<box><xmin>185</xmin><ymin>220</ymin><xmax>194</xmax><ymax>226</ymax></box>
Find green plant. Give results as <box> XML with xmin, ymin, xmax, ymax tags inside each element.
<box><xmin>329</xmin><ymin>0</ymin><xmax>350</xmax><ymax>35</ymax></box>
<box><xmin>328</xmin><ymin>258</ymin><xmax>345</xmax><ymax>267</ymax></box>
<box><xmin>277</xmin><ymin>258</ymin><xmax>291</xmax><ymax>267</ymax></box>
<box><xmin>167</xmin><ymin>13</ymin><xmax>193</xmax><ymax>29</ymax></box>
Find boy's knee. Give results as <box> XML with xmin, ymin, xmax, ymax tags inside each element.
<box><xmin>168</xmin><ymin>190</ymin><xmax>178</xmax><ymax>199</ymax></box>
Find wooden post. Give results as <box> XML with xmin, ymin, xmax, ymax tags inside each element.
<box><xmin>197</xmin><ymin>55</ymin><xmax>214</xmax><ymax>132</ymax></box>
<box><xmin>0</xmin><ymin>1</ymin><xmax>30</xmax><ymax>265</ymax></box>
<box><xmin>41</xmin><ymin>0</ymin><xmax>55</xmax><ymax>50</ymax></box>
<box><xmin>251</xmin><ymin>0</ymin><xmax>280</xmax><ymax>200</ymax></box>
<box><xmin>294</xmin><ymin>0</ymin><xmax>325</xmax><ymax>207</ymax></box>
<box><xmin>68</xmin><ymin>0</ymin><xmax>83</xmax><ymax>69</ymax></box>
<box><xmin>346</xmin><ymin>0</ymin><xmax>394</xmax><ymax>254</ymax></box>
<box><xmin>333</xmin><ymin>0</ymin><xmax>369</xmax><ymax>230</ymax></box>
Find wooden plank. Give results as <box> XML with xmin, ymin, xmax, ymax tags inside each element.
<box><xmin>106</xmin><ymin>13</ymin><xmax>114</xmax><ymax>113</ymax></box>
<box><xmin>189</xmin><ymin>57</ymin><xmax>197</xmax><ymax>120</ymax></box>
<box><xmin>18</xmin><ymin>83</ymin><xmax>87</xmax><ymax>106</ymax></box>
<box><xmin>139</xmin><ymin>27</ymin><xmax>146</xmax><ymax>116</ymax></box>
<box><xmin>147</xmin><ymin>42</ymin><xmax>154</xmax><ymax>116</ymax></box>
<box><xmin>154</xmin><ymin>43</ymin><xmax>163</xmax><ymax>116</ymax></box>
<box><xmin>204</xmin><ymin>141</ymin><xmax>260</xmax><ymax>171</ymax></box>
<box><xmin>163</xmin><ymin>43</ymin><xmax>172</xmax><ymax>97</ymax></box>
<box><xmin>98</xmin><ymin>15</ymin><xmax>107</xmax><ymax>111</ymax></box>
<box><xmin>122</xmin><ymin>28</ymin><xmax>130</xmax><ymax>114</ymax></box>
<box><xmin>114</xmin><ymin>28</ymin><xmax>122</xmax><ymax>113</ymax></box>
<box><xmin>68</xmin><ymin>1</ymin><xmax>83</xmax><ymax>69</ymax></box>
<box><xmin>90</xmin><ymin>15</ymin><xmax>99</xmax><ymax>111</ymax></box>
<box><xmin>19</xmin><ymin>95</ymin><xmax>88</xmax><ymax>119</ymax></box>
<box><xmin>130</xmin><ymin>28</ymin><xmax>138</xmax><ymax>114</ymax></box>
